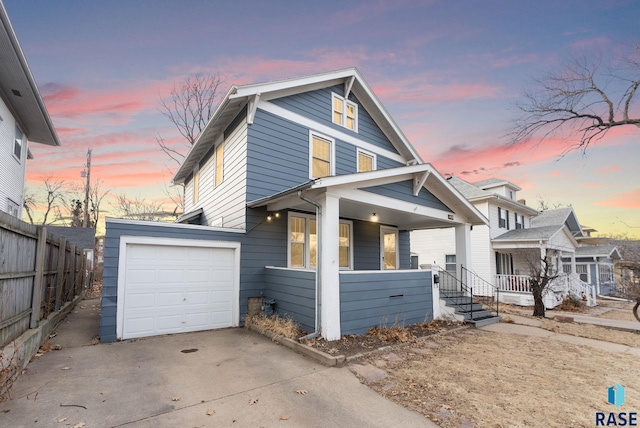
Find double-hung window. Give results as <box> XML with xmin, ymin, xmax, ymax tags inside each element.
<box><xmin>332</xmin><ymin>93</ymin><xmax>357</xmax><ymax>131</ymax></box>
<box><xmin>14</xmin><ymin>125</ymin><xmax>23</xmax><ymax>161</ymax></box>
<box><xmin>498</xmin><ymin>207</ymin><xmax>509</xmax><ymax>229</ymax></box>
<box><xmin>357</xmin><ymin>149</ymin><xmax>376</xmax><ymax>173</ymax></box>
<box><xmin>288</xmin><ymin>213</ymin><xmax>352</xmax><ymax>269</ymax></box>
<box><xmin>310</xmin><ymin>133</ymin><xmax>334</xmax><ymax>178</ymax></box>
<box><xmin>515</xmin><ymin>214</ymin><xmax>524</xmax><ymax>229</ymax></box>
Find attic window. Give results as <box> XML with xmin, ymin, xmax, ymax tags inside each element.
<box><xmin>332</xmin><ymin>93</ymin><xmax>357</xmax><ymax>131</ymax></box>
<box><xmin>12</xmin><ymin>89</ymin><xmax>22</xmax><ymax>97</ymax></box>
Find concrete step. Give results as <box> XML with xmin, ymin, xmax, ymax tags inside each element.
<box><xmin>466</xmin><ymin>315</ymin><xmax>502</xmax><ymax>327</ymax></box>
<box><xmin>452</xmin><ymin>303</ymin><xmax>484</xmax><ymax>313</ymax></box>
<box><xmin>460</xmin><ymin>310</ymin><xmax>494</xmax><ymax>320</ymax></box>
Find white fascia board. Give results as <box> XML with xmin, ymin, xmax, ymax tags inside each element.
<box><xmin>313</xmin><ymin>163</ymin><xmax>433</xmax><ymax>188</ymax></box>
<box><xmin>259</xmin><ymin>100</ymin><xmax>405</xmax><ymax>163</ymax></box>
<box><xmin>105</xmin><ymin>217</ymin><xmax>245</xmax><ymax>233</ymax></box>
<box><xmin>173</xmin><ymin>85</ymin><xmax>238</xmax><ymax>184</ymax></box>
<box><xmin>230</xmin><ymin>68</ymin><xmax>357</xmax><ymax>100</ymax></box>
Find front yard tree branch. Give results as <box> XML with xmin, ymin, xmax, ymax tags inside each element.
<box><xmin>526</xmin><ymin>254</ymin><xmax>559</xmax><ymax>318</ymax></box>
<box><xmin>511</xmin><ymin>48</ymin><xmax>640</xmax><ymax>152</ymax></box>
<box><xmin>158</xmin><ymin>72</ymin><xmax>224</xmax><ymax>164</ymax></box>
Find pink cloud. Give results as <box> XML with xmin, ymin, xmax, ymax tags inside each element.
<box><xmin>594</xmin><ymin>165</ymin><xmax>620</xmax><ymax>174</ymax></box>
<box><xmin>373</xmin><ymin>75</ymin><xmax>501</xmax><ymax>104</ymax></box>
<box><xmin>596</xmin><ymin>188</ymin><xmax>640</xmax><ymax>209</ymax></box>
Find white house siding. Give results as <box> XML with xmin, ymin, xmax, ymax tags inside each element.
<box><xmin>184</xmin><ymin>117</ymin><xmax>248</xmax><ymax>229</ymax></box>
<box><xmin>0</xmin><ymin>97</ymin><xmax>27</xmax><ymax>218</ymax></box>
<box><xmin>411</xmin><ymin>228</ymin><xmax>455</xmax><ymax>269</ymax></box>
<box><xmin>471</xmin><ymin>224</ymin><xmax>492</xmax><ymax>283</ymax></box>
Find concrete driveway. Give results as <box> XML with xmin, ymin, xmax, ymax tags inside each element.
<box><xmin>0</xmin><ymin>299</ymin><xmax>437</xmax><ymax>427</ymax></box>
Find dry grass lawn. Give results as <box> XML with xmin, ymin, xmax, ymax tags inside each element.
<box><xmin>358</xmin><ymin>329</ymin><xmax>640</xmax><ymax>427</ymax></box>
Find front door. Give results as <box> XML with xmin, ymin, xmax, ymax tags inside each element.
<box><xmin>380</xmin><ymin>226</ymin><xmax>398</xmax><ymax>270</ymax></box>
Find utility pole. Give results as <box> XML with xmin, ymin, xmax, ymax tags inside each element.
<box><xmin>83</xmin><ymin>148</ymin><xmax>92</xmax><ymax>227</ymax></box>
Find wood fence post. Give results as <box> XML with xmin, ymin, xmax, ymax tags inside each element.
<box><xmin>54</xmin><ymin>237</ymin><xmax>66</xmax><ymax>310</ymax></box>
<box><xmin>29</xmin><ymin>226</ymin><xmax>47</xmax><ymax>328</ymax></box>
<box><xmin>68</xmin><ymin>244</ymin><xmax>76</xmax><ymax>301</ymax></box>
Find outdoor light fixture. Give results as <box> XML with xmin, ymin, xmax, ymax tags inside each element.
<box><xmin>267</xmin><ymin>214</ymin><xmax>273</xmax><ymax>221</ymax></box>
<box><xmin>266</xmin><ymin>212</ymin><xmax>280</xmax><ymax>222</ymax></box>
<box><xmin>371</xmin><ymin>213</ymin><xmax>378</xmax><ymax>222</ymax></box>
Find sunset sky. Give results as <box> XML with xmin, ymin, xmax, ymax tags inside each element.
<box><xmin>5</xmin><ymin>0</ymin><xmax>639</xmax><ymax>238</ymax></box>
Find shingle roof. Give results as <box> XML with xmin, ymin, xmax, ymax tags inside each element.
<box><xmin>575</xmin><ymin>245</ymin><xmax>621</xmax><ymax>259</ymax></box>
<box><xmin>492</xmin><ymin>225</ymin><xmax>561</xmax><ymax>242</ymax></box>
<box><xmin>447</xmin><ymin>176</ymin><xmax>488</xmax><ymax>199</ymax></box>
<box><xmin>531</xmin><ymin>208</ymin><xmax>573</xmax><ymax>227</ymax></box>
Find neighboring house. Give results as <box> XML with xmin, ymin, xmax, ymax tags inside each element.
<box><xmin>413</xmin><ymin>177</ymin><xmax>597</xmax><ymax>308</ymax></box>
<box><xmin>47</xmin><ymin>226</ymin><xmax>96</xmax><ymax>269</ymax></box>
<box><xmin>99</xmin><ymin>68</ymin><xmax>488</xmax><ymax>343</ymax></box>
<box><xmin>0</xmin><ymin>2</ymin><xmax>60</xmax><ymax>218</ymax></box>
<box><xmin>562</xmin><ymin>245</ymin><xmax>621</xmax><ymax>296</ymax></box>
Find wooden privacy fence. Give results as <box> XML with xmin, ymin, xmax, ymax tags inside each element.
<box><xmin>0</xmin><ymin>211</ymin><xmax>91</xmax><ymax>347</ymax></box>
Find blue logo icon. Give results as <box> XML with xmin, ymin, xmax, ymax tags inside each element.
<box><xmin>608</xmin><ymin>383</ymin><xmax>625</xmax><ymax>407</ymax></box>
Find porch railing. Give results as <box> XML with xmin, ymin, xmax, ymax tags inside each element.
<box><xmin>566</xmin><ymin>273</ymin><xmax>597</xmax><ymax>306</ymax></box>
<box><xmin>495</xmin><ymin>274</ymin><xmax>532</xmax><ymax>293</ymax></box>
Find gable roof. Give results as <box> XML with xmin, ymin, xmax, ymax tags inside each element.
<box><xmin>473</xmin><ymin>177</ymin><xmax>521</xmax><ymax>192</ymax></box>
<box><xmin>173</xmin><ymin>68</ymin><xmax>422</xmax><ymax>184</ymax></box>
<box><xmin>0</xmin><ymin>3</ymin><xmax>59</xmax><ymax>147</ymax></box>
<box><xmin>575</xmin><ymin>245</ymin><xmax>622</xmax><ymax>260</ymax></box>
<box><xmin>531</xmin><ymin>207</ymin><xmax>583</xmax><ymax>237</ymax></box>
<box><xmin>447</xmin><ymin>175</ymin><xmax>537</xmax><ymax>215</ymax></box>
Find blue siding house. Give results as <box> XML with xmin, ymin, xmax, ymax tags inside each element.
<box><xmin>100</xmin><ymin>69</ymin><xmax>487</xmax><ymax>342</ymax></box>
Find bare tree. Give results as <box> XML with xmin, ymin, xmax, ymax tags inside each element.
<box><xmin>521</xmin><ymin>252</ymin><xmax>559</xmax><ymax>317</ymax></box>
<box><xmin>22</xmin><ymin>190</ymin><xmax>37</xmax><ymax>224</ymax></box>
<box><xmin>26</xmin><ymin>177</ymin><xmax>68</xmax><ymax>225</ymax></box>
<box><xmin>511</xmin><ymin>46</ymin><xmax>640</xmax><ymax>152</ymax></box>
<box><xmin>89</xmin><ymin>179</ymin><xmax>111</xmax><ymax>229</ymax></box>
<box><xmin>157</xmin><ymin>72</ymin><xmax>224</xmax><ymax>164</ymax></box>
<box><xmin>115</xmin><ymin>194</ymin><xmax>173</xmax><ymax>222</ymax></box>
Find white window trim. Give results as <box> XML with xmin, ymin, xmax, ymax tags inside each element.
<box><xmin>380</xmin><ymin>226</ymin><xmax>399</xmax><ymax>270</ymax></box>
<box><xmin>192</xmin><ymin>167</ymin><xmax>200</xmax><ymax>204</ymax></box>
<box><xmin>356</xmin><ymin>148</ymin><xmax>377</xmax><ymax>172</ymax></box>
<box><xmin>331</xmin><ymin>92</ymin><xmax>358</xmax><ymax>132</ymax></box>
<box><xmin>13</xmin><ymin>124</ymin><xmax>23</xmax><ymax>162</ymax></box>
<box><xmin>214</xmin><ymin>142</ymin><xmax>224</xmax><ymax>187</ymax></box>
<box><xmin>308</xmin><ymin>131</ymin><xmax>335</xmax><ymax>179</ymax></box>
<box><xmin>338</xmin><ymin>219</ymin><xmax>354</xmax><ymax>270</ymax></box>
<box><xmin>287</xmin><ymin>212</ymin><xmax>353</xmax><ymax>270</ymax></box>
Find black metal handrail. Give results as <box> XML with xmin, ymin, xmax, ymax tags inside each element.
<box><xmin>461</xmin><ymin>265</ymin><xmax>500</xmax><ymax>316</ymax></box>
<box><xmin>437</xmin><ymin>267</ymin><xmax>474</xmax><ymax>321</ymax></box>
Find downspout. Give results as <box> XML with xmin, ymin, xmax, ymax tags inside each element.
<box><xmin>297</xmin><ymin>190</ymin><xmax>322</xmax><ymax>341</ymax></box>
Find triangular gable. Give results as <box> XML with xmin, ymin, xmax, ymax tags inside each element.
<box><xmin>174</xmin><ymin>68</ymin><xmax>422</xmax><ymax>184</ymax></box>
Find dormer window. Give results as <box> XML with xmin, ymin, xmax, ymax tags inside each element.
<box><xmin>332</xmin><ymin>93</ymin><xmax>357</xmax><ymax>131</ymax></box>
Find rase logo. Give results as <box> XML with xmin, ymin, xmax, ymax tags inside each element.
<box><xmin>596</xmin><ymin>384</ymin><xmax>637</xmax><ymax>426</ymax></box>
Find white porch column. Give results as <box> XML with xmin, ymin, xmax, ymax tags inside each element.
<box><xmin>318</xmin><ymin>192</ymin><xmax>341</xmax><ymax>341</ymax></box>
<box><xmin>455</xmin><ymin>223</ymin><xmax>472</xmax><ymax>290</ymax></box>
<box><xmin>571</xmin><ymin>252</ymin><xmax>576</xmax><ymax>275</ymax></box>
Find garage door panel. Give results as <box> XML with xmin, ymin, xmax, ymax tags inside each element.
<box><xmin>122</xmin><ymin>242</ymin><xmax>238</xmax><ymax>339</ymax></box>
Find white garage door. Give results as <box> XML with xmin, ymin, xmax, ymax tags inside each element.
<box><xmin>118</xmin><ymin>237</ymin><xmax>240</xmax><ymax>340</ymax></box>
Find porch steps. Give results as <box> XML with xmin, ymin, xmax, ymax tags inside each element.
<box><xmin>443</xmin><ymin>292</ymin><xmax>501</xmax><ymax>327</ymax></box>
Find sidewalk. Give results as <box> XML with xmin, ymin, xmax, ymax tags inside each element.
<box><xmin>480</xmin><ymin>313</ymin><xmax>640</xmax><ymax>356</ymax></box>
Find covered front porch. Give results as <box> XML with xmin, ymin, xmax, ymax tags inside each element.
<box><xmin>248</xmin><ymin>164</ymin><xmax>487</xmax><ymax>340</ymax></box>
